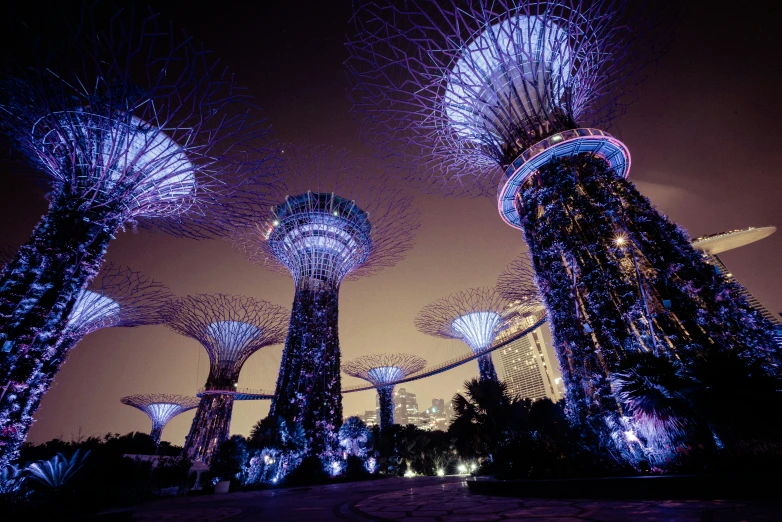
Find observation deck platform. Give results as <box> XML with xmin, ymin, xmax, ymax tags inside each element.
<box><xmin>197</xmin><ymin>313</ymin><xmax>547</xmax><ymax>400</ymax></box>
<box><xmin>498</xmin><ymin>128</ymin><xmax>630</xmax><ymax>229</ymax></box>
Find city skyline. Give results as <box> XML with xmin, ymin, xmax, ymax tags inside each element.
<box><xmin>1</xmin><ymin>1</ymin><xmax>781</xmax><ymax>446</ymax></box>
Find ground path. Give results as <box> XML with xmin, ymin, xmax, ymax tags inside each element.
<box><xmin>129</xmin><ymin>476</ymin><xmax>779</xmax><ymax>521</ymax></box>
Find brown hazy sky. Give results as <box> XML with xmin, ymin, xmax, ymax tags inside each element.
<box><xmin>2</xmin><ymin>1</ymin><xmax>781</xmax><ymax>445</ymax></box>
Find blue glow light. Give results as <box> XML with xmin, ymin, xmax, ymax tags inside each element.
<box><xmin>451</xmin><ymin>311</ymin><xmax>502</xmax><ymax>353</ymax></box>
<box><xmin>33</xmin><ymin>112</ymin><xmax>196</xmax><ymax>217</ymax></box>
<box><xmin>366</xmin><ymin>366</ymin><xmax>404</xmax><ymax>385</ymax></box>
<box><xmin>205</xmin><ymin>321</ymin><xmax>263</xmax><ymax>364</ymax></box>
<box><xmin>67</xmin><ymin>290</ymin><xmax>119</xmax><ymax>332</ymax></box>
<box><xmin>445</xmin><ymin>16</ymin><xmax>572</xmax><ymax>142</ymax></box>
<box><xmin>267</xmin><ymin>192</ymin><xmax>372</xmax><ymax>287</ymax></box>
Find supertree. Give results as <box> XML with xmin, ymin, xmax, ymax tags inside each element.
<box><xmin>121</xmin><ymin>393</ymin><xmax>201</xmax><ymax>446</ymax></box>
<box><xmin>233</xmin><ymin>145</ymin><xmax>419</xmax><ymax>454</ymax></box>
<box><xmin>0</xmin><ymin>4</ymin><xmax>277</xmax><ymax>452</ymax></box>
<box><xmin>0</xmin><ymin>264</ymin><xmax>171</xmax><ymax>466</ymax></box>
<box><xmin>165</xmin><ymin>294</ymin><xmax>288</xmax><ymax>463</ymax></box>
<box><xmin>496</xmin><ymin>254</ymin><xmax>544</xmax><ymax>306</ymax></box>
<box><xmin>342</xmin><ymin>353</ymin><xmax>426</xmax><ymax>430</ymax></box>
<box><xmin>415</xmin><ymin>287</ymin><xmax>513</xmax><ymax>382</ymax></box>
<box><xmin>347</xmin><ymin>0</ymin><xmax>779</xmax><ymax>460</ymax></box>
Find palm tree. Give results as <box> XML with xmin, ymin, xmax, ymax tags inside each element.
<box><xmin>338</xmin><ymin>417</ymin><xmax>369</xmax><ymax>457</ymax></box>
<box><xmin>448</xmin><ymin>379</ymin><xmax>524</xmax><ymax>460</ymax></box>
<box><xmin>611</xmin><ymin>352</ymin><xmax>695</xmax><ymax>448</ymax></box>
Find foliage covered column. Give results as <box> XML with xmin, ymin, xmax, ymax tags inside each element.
<box><xmin>272</xmin><ymin>285</ymin><xmax>342</xmax><ymax>453</ymax></box>
<box><xmin>517</xmin><ymin>154</ymin><xmax>779</xmax><ymax>434</ymax></box>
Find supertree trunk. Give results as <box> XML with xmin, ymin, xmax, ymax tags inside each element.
<box><xmin>150</xmin><ymin>424</ymin><xmax>164</xmax><ymax>447</ymax></box>
<box><xmin>0</xmin><ymin>193</ymin><xmax>120</xmax><ymax>466</ymax></box>
<box><xmin>477</xmin><ymin>355</ymin><xmax>498</xmax><ymax>383</ymax></box>
<box><xmin>271</xmin><ymin>285</ymin><xmax>342</xmax><ymax>455</ymax></box>
<box><xmin>0</xmin><ymin>333</ymin><xmax>81</xmax><ymax>466</ymax></box>
<box><xmin>183</xmin><ymin>393</ymin><xmax>235</xmax><ymax>464</ymax></box>
<box><xmin>377</xmin><ymin>385</ymin><xmax>394</xmax><ymax>430</ymax></box>
<box><xmin>516</xmin><ymin>154</ymin><xmax>779</xmax><ymax>433</ymax></box>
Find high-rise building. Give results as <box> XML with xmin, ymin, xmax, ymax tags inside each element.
<box><xmin>394</xmin><ymin>388</ymin><xmax>419</xmax><ymax>426</ymax></box>
<box><xmin>691</xmin><ymin>227</ymin><xmax>781</xmax><ymax>344</ymax></box>
<box><xmin>420</xmin><ymin>398</ymin><xmax>450</xmax><ymax>431</ymax></box>
<box><xmin>494</xmin><ymin>306</ymin><xmax>563</xmax><ymax>402</ymax></box>
<box><xmin>360</xmin><ymin>409</ymin><xmax>378</xmax><ymax>427</ymax></box>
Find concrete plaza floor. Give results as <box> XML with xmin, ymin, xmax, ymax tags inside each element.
<box><xmin>130</xmin><ymin>476</ymin><xmax>780</xmax><ymax>521</ymax></box>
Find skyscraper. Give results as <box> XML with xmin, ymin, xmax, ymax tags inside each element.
<box><xmin>495</xmin><ymin>305</ymin><xmax>563</xmax><ymax>402</ymax></box>
<box><xmin>394</xmin><ymin>388</ymin><xmax>419</xmax><ymax>426</ymax></box>
<box><xmin>691</xmin><ymin>227</ymin><xmax>781</xmax><ymax>340</ymax></box>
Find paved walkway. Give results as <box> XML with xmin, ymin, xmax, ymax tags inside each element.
<box><xmin>130</xmin><ymin>476</ymin><xmax>780</xmax><ymax>521</ymax></box>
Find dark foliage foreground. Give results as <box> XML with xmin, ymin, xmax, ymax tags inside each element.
<box><xmin>1</xmin><ymin>432</ymin><xmax>190</xmax><ymax>519</ymax></box>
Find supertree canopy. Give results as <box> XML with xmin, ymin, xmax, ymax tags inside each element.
<box><xmin>342</xmin><ymin>353</ymin><xmax>426</xmax><ymax>430</ymax></box>
<box><xmin>165</xmin><ymin>294</ymin><xmax>288</xmax><ymax>463</ymax></box>
<box><xmin>496</xmin><ymin>254</ymin><xmax>544</xmax><ymax>306</ymax></box>
<box><xmin>0</xmin><ymin>4</ymin><xmax>277</xmax><ymax>459</ymax></box>
<box><xmin>0</xmin><ymin>264</ymin><xmax>171</xmax><ymax>467</ymax></box>
<box><xmin>233</xmin><ymin>145</ymin><xmax>419</xmax><ymax>455</ymax></box>
<box><xmin>121</xmin><ymin>394</ymin><xmax>201</xmax><ymax>446</ymax></box>
<box><xmin>347</xmin><ymin>1</ymin><xmax>780</xmax><ymax>464</ymax></box>
<box><xmin>415</xmin><ymin>287</ymin><xmax>513</xmax><ymax>382</ymax></box>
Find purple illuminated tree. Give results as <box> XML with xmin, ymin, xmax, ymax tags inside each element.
<box><xmin>0</xmin><ymin>264</ymin><xmax>171</xmax><ymax>466</ymax></box>
<box><xmin>0</xmin><ymin>5</ymin><xmax>277</xmax><ymax>454</ymax></box>
<box><xmin>416</xmin><ymin>287</ymin><xmax>512</xmax><ymax>382</ymax></box>
<box><xmin>496</xmin><ymin>255</ymin><xmax>543</xmax><ymax>306</ymax></box>
<box><xmin>347</xmin><ymin>1</ymin><xmax>779</xmax><ymax>464</ymax></box>
<box><xmin>121</xmin><ymin>393</ymin><xmax>201</xmax><ymax>446</ymax></box>
<box><xmin>342</xmin><ymin>353</ymin><xmax>426</xmax><ymax>430</ymax></box>
<box><xmin>233</xmin><ymin>145</ymin><xmax>419</xmax><ymax>454</ymax></box>
<box><xmin>165</xmin><ymin>294</ymin><xmax>288</xmax><ymax>463</ymax></box>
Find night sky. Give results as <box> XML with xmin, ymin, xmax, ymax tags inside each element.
<box><xmin>2</xmin><ymin>1</ymin><xmax>781</xmax><ymax>445</ymax></box>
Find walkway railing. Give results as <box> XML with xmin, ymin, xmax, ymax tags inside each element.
<box><xmin>197</xmin><ymin>312</ymin><xmax>547</xmax><ymax>400</ymax></box>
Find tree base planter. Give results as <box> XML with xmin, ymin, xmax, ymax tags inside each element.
<box><xmin>467</xmin><ymin>473</ymin><xmax>778</xmax><ymax>500</ymax></box>
<box><xmin>214</xmin><ymin>480</ymin><xmax>230</xmax><ymax>494</ymax></box>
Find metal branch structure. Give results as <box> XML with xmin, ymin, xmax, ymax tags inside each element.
<box><xmin>0</xmin><ymin>4</ymin><xmax>278</xmax><ymax>462</ymax></box>
<box><xmin>165</xmin><ymin>294</ymin><xmax>288</xmax><ymax>463</ymax></box>
<box><xmin>348</xmin><ymin>1</ymin><xmax>780</xmax><ymax>466</ymax></box>
<box><xmin>233</xmin><ymin>145</ymin><xmax>419</xmax><ymax>454</ymax></box>
<box><xmin>121</xmin><ymin>394</ymin><xmax>201</xmax><ymax>446</ymax></box>
<box><xmin>347</xmin><ymin>0</ymin><xmax>672</xmax><ymax>197</ymax></box>
<box><xmin>342</xmin><ymin>353</ymin><xmax>426</xmax><ymax>429</ymax></box>
<box><xmin>496</xmin><ymin>254</ymin><xmax>544</xmax><ymax>305</ymax></box>
<box><xmin>416</xmin><ymin>287</ymin><xmax>513</xmax><ymax>382</ymax></box>
<box><xmin>0</xmin><ymin>264</ymin><xmax>172</xmax><ymax>465</ymax></box>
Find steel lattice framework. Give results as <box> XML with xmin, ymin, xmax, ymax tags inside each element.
<box><xmin>496</xmin><ymin>254</ymin><xmax>545</xmax><ymax>305</ymax></box>
<box><xmin>0</xmin><ymin>5</ymin><xmax>278</xmax><ymax>466</ymax></box>
<box><xmin>416</xmin><ymin>287</ymin><xmax>516</xmax><ymax>382</ymax></box>
<box><xmin>345</xmin><ymin>2</ymin><xmax>782</xmax><ymax>469</ymax></box>
<box><xmin>121</xmin><ymin>393</ymin><xmax>201</xmax><ymax>446</ymax></box>
<box><xmin>346</xmin><ymin>0</ymin><xmax>672</xmax><ymax>197</ymax></box>
<box><xmin>64</xmin><ymin>263</ymin><xmax>173</xmax><ymax>339</ymax></box>
<box><xmin>343</xmin><ymin>353</ymin><xmax>426</xmax><ymax>430</ymax></box>
<box><xmin>235</xmin><ymin>145</ymin><xmax>419</xmax><ymax>288</ymax></box>
<box><xmin>0</xmin><ymin>263</ymin><xmax>171</xmax><ymax>465</ymax></box>
<box><xmin>165</xmin><ymin>294</ymin><xmax>287</xmax><ymax>463</ymax></box>
<box><xmin>233</xmin><ymin>144</ymin><xmax>419</xmax><ymax>455</ymax></box>
<box><xmin>1</xmin><ymin>6</ymin><xmax>277</xmax><ymax>237</ymax></box>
